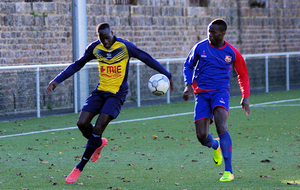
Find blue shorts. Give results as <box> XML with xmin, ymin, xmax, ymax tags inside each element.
<box><xmin>194</xmin><ymin>90</ymin><xmax>230</xmax><ymax>123</ymax></box>
<box><xmin>82</xmin><ymin>90</ymin><xmax>126</xmax><ymax>119</ymax></box>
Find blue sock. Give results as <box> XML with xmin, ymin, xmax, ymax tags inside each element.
<box><xmin>219</xmin><ymin>131</ymin><xmax>233</xmax><ymax>174</ymax></box>
<box><xmin>76</xmin><ymin>133</ymin><xmax>102</xmax><ymax>171</ymax></box>
<box><xmin>201</xmin><ymin>133</ymin><xmax>219</xmax><ymax>150</ymax></box>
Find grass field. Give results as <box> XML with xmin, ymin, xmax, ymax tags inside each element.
<box><xmin>0</xmin><ymin>90</ymin><xmax>300</xmax><ymax>190</ymax></box>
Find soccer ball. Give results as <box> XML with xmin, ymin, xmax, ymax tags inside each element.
<box><xmin>148</xmin><ymin>74</ymin><xmax>170</xmax><ymax>96</ymax></box>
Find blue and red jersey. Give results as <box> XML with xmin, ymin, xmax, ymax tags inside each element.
<box><xmin>53</xmin><ymin>36</ymin><xmax>172</xmax><ymax>97</ymax></box>
<box><xmin>183</xmin><ymin>39</ymin><xmax>250</xmax><ymax>98</ymax></box>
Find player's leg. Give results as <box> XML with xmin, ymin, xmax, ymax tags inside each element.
<box><xmin>77</xmin><ymin>90</ymin><xmax>104</xmax><ymax>139</ymax></box>
<box><xmin>194</xmin><ymin>93</ymin><xmax>219</xmax><ymax>150</ymax></box>
<box><xmin>65</xmin><ymin>113</ymin><xmax>112</xmax><ymax>184</ymax></box>
<box><xmin>214</xmin><ymin>107</ymin><xmax>234</xmax><ymax>181</ymax></box>
<box><xmin>65</xmin><ymin>91</ymin><xmax>105</xmax><ymax>183</ymax></box>
<box><xmin>77</xmin><ymin>111</ymin><xmax>96</xmax><ymax>139</ymax></box>
<box><xmin>195</xmin><ymin>118</ymin><xmax>217</xmax><ymax>148</ymax></box>
<box><xmin>90</xmin><ymin>96</ymin><xmax>124</xmax><ymax>162</ymax></box>
<box><xmin>77</xmin><ymin>113</ymin><xmax>112</xmax><ymax>169</ymax></box>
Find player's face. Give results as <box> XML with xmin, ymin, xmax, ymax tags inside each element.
<box><xmin>207</xmin><ymin>24</ymin><xmax>225</xmax><ymax>46</ymax></box>
<box><xmin>99</xmin><ymin>28</ymin><xmax>115</xmax><ymax>49</ymax></box>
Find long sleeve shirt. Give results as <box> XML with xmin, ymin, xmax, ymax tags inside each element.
<box><xmin>183</xmin><ymin>39</ymin><xmax>250</xmax><ymax>98</ymax></box>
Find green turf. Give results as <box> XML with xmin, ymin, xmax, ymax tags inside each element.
<box><xmin>0</xmin><ymin>90</ymin><xmax>300</xmax><ymax>189</ymax></box>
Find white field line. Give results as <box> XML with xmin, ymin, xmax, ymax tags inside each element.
<box><xmin>1</xmin><ymin>98</ymin><xmax>299</xmax><ymax>139</ymax></box>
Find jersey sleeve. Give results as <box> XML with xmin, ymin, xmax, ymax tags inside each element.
<box><xmin>53</xmin><ymin>42</ymin><xmax>97</xmax><ymax>84</ymax></box>
<box><xmin>183</xmin><ymin>44</ymin><xmax>200</xmax><ymax>85</ymax></box>
<box><xmin>124</xmin><ymin>40</ymin><xmax>172</xmax><ymax>79</ymax></box>
<box><xmin>229</xmin><ymin>44</ymin><xmax>250</xmax><ymax>98</ymax></box>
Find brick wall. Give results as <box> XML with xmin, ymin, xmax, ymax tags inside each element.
<box><xmin>0</xmin><ymin>0</ymin><xmax>300</xmax><ymax>117</ymax></box>
<box><xmin>1</xmin><ymin>0</ymin><xmax>299</xmax><ymax>66</ymax></box>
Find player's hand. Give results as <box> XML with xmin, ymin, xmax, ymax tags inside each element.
<box><xmin>46</xmin><ymin>80</ymin><xmax>58</xmax><ymax>94</ymax></box>
<box><xmin>240</xmin><ymin>97</ymin><xmax>251</xmax><ymax>115</ymax></box>
<box><xmin>169</xmin><ymin>78</ymin><xmax>174</xmax><ymax>93</ymax></box>
<box><xmin>182</xmin><ymin>84</ymin><xmax>193</xmax><ymax>102</ymax></box>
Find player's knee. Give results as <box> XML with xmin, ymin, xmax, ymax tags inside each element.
<box><xmin>77</xmin><ymin>120</ymin><xmax>87</xmax><ymax>131</ymax></box>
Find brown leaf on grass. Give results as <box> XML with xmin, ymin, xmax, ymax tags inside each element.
<box><xmin>260</xmin><ymin>175</ymin><xmax>271</xmax><ymax>178</ymax></box>
<box><xmin>156</xmin><ymin>178</ymin><xmax>162</xmax><ymax>182</ymax></box>
<box><xmin>158</xmin><ymin>128</ymin><xmax>164</xmax><ymax>132</ymax></box>
<box><xmin>192</xmin><ymin>159</ymin><xmax>198</xmax><ymax>162</ymax></box>
<box><xmin>52</xmin><ymin>182</ymin><xmax>58</xmax><ymax>185</ymax></box>
<box><xmin>297</xmin><ymin>166</ymin><xmax>300</xmax><ymax>168</ymax></box>
<box><xmin>128</xmin><ymin>163</ymin><xmax>136</xmax><ymax>166</ymax></box>
<box><xmin>123</xmin><ymin>180</ymin><xmax>133</xmax><ymax>182</ymax></box>
<box><xmin>261</xmin><ymin>159</ymin><xmax>271</xmax><ymax>163</ymax></box>
<box><xmin>287</xmin><ymin>181</ymin><xmax>298</xmax><ymax>185</ymax></box>
<box><xmin>39</xmin><ymin>158</ymin><xmax>43</xmax><ymax>161</ymax></box>
<box><xmin>146</xmin><ymin>167</ymin><xmax>153</xmax><ymax>170</ymax></box>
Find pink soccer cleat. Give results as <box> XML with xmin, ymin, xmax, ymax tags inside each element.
<box><xmin>91</xmin><ymin>138</ymin><xmax>108</xmax><ymax>162</ymax></box>
<box><xmin>65</xmin><ymin>167</ymin><xmax>82</xmax><ymax>184</ymax></box>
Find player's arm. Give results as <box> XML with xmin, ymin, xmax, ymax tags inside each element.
<box><xmin>183</xmin><ymin>45</ymin><xmax>199</xmax><ymax>101</ymax></box>
<box><xmin>126</xmin><ymin>41</ymin><xmax>173</xmax><ymax>92</ymax></box>
<box><xmin>46</xmin><ymin>42</ymin><xmax>96</xmax><ymax>94</ymax></box>
<box><xmin>231</xmin><ymin>45</ymin><xmax>251</xmax><ymax>115</ymax></box>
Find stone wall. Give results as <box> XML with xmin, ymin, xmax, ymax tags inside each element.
<box><xmin>0</xmin><ymin>0</ymin><xmax>300</xmax><ymax>118</ymax></box>
<box><xmin>1</xmin><ymin>0</ymin><xmax>299</xmax><ymax>66</ymax></box>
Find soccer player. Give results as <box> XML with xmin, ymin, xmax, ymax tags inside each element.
<box><xmin>46</xmin><ymin>22</ymin><xmax>173</xmax><ymax>184</ymax></box>
<box><xmin>182</xmin><ymin>18</ymin><xmax>250</xmax><ymax>181</ymax></box>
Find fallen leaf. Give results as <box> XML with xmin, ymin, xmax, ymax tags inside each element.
<box><xmin>260</xmin><ymin>175</ymin><xmax>271</xmax><ymax>178</ymax></box>
<box><xmin>287</xmin><ymin>181</ymin><xmax>298</xmax><ymax>185</ymax></box>
<box><xmin>261</xmin><ymin>159</ymin><xmax>271</xmax><ymax>163</ymax></box>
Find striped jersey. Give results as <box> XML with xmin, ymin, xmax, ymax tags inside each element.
<box><xmin>53</xmin><ymin>37</ymin><xmax>172</xmax><ymax>96</ymax></box>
